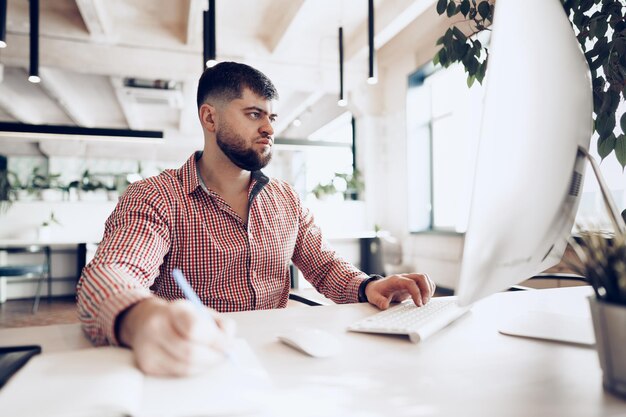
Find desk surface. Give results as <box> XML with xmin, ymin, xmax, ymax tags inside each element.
<box><xmin>1</xmin><ymin>287</ymin><xmax>624</xmax><ymax>416</ymax></box>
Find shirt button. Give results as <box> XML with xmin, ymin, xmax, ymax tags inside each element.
<box><xmin>251</xmin><ymin>270</ymin><xmax>257</xmax><ymax>279</ymax></box>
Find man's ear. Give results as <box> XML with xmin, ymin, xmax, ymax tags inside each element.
<box><xmin>199</xmin><ymin>103</ymin><xmax>217</xmax><ymax>132</ymax></box>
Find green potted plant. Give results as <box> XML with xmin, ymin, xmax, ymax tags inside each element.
<box><xmin>69</xmin><ymin>170</ymin><xmax>108</xmax><ymax>201</ymax></box>
<box><xmin>334</xmin><ymin>170</ymin><xmax>365</xmax><ymax>201</ymax></box>
<box><xmin>311</xmin><ymin>171</ymin><xmax>365</xmax><ymax>201</ymax></box>
<box><xmin>311</xmin><ymin>181</ymin><xmax>338</xmax><ymax>201</ymax></box>
<box><xmin>38</xmin><ymin>211</ymin><xmax>62</xmax><ymax>241</ymax></box>
<box><xmin>434</xmin><ymin>0</ymin><xmax>626</xmax><ymax>199</ymax></box>
<box><xmin>567</xmin><ymin>229</ymin><xmax>626</xmax><ymax>397</ymax></box>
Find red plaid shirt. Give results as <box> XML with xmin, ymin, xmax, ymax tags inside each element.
<box><xmin>77</xmin><ymin>152</ymin><xmax>368</xmax><ymax>345</ymax></box>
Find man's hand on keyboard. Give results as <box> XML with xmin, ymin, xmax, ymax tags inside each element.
<box><xmin>365</xmin><ymin>273</ymin><xmax>436</xmax><ymax>310</ymax></box>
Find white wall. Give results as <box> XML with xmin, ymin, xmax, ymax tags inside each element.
<box><xmin>0</xmin><ymin>201</ymin><xmax>116</xmax><ymax>242</ymax></box>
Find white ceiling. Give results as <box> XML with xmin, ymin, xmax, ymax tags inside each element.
<box><xmin>0</xmin><ymin>0</ymin><xmax>445</xmax><ymax>158</ymax></box>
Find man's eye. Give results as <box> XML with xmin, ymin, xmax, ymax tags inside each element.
<box><xmin>269</xmin><ymin>116</ymin><xmax>277</xmax><ymax>123</ymax></box>
<box><xmin>249</xmin><ymin>112</ymin><xmax>260</xmax><ymax>119</ymax></box>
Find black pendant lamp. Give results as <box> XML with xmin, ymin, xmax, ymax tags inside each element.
<box><xmin>338</xmin><ymin>27</ymin><xmax>347</xmax><ymax>107</ymax></box>
<box><xmin>367</xmin><ymin>0</ymin><xmax>377</xmax><ymax>85</ymax></box>
<box><xmin>28</xmin><ymin>0</ymin><xmax>40</xmax><ymax>83</ymax></box>
<box><xmin>0</xmin><ymin>0</ymin><xmax>7</xmax><ymax>48</ymax></box>
<box><xmin>203</xmin><ymin>0</ymin><xmax>217</xmax><ymax>69</ymax></box>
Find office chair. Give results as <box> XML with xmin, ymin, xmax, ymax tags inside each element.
<box><xmin>0</xmin><ymin>245</ymin><xmax>51</xmax><ymax>313</ymax></box>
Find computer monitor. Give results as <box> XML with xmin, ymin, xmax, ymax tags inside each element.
<box><xmin>455</xmin><ymin>0</ymin><xmax>593</xmax><ymax>306</ymax></box>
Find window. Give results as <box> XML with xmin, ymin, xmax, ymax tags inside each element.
<box><xmin>406</xmin><ymin>63</ymin><xmax>485</xmax><ymax>233</ymax></box>
<box><xmin>268</xmin><ymin>111</ymin><xmax>356</xmax><ymax>202</ymax></box>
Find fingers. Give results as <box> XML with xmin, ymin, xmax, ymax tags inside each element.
<box><xmin>401</xmin><ymin>273</ymin><xmax>435</xmax><ymax>305</ymax></box>
<box><xmin>367</xmin><ymin>291</ymin><xmax>393</xmax><ymax>310</ymax></box>
<box><xmin>128</xmin><ymin>299</ymin><xmax>232</xmax><ymax>377</ymax></box>
<box><xmin>366</xmin><ymin>273</ymin><xmax>437</xmax><ymax>310</ymax></box>
<box><xmin>169</xmin><ymin>300</ymin><xmax>223</xmax><ymax>344</ymax></box>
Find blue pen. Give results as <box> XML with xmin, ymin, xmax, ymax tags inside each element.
<box><xmin>172</xmin><ymin>268</ymin><xmax>237</xmax><ymax>364</ymax></box>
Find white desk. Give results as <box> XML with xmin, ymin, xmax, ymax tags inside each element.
<box><xmin>1</xmin><ymin>287</ymin><xmax>624</xmax><ymax>416</ymax></box>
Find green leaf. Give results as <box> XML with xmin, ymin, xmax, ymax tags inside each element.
<box><xmin>477</xmin><ymin>60</ymin><xmax>487</xmax><ymax>83</ymax></box>
<box><xmin>477</xmin><ymin>1</ymin><xmax>490</xmax><ymax>19</ymax></box>
<box><xmin>446</xmin><ymin>0</ymin><xmax>457</xmax><ymax>17</ymax></box>
<box><xmin>444</xmin><ymin>28</ymin><xmax>454</xmax><ymax>46</ymax></box>
<box><xmin>616</xmin><ymin>134</ymin><xmax>626</xmax><ymax>169</ymax></box>
<box><xmin>433</xmin><ymin>50</ymin><xmax>441</xmax><ymax>66</ymax></box>
<box><xmin>589</xmin><ymin>56</ymin><xmax>604</xmax><ymax>71</ymax></box>
<box><xmin>439</xmin><ymin>48</ymin><xmax>449</xmax><ymax>67</ymax></box>
<box><xmin>580</xmin><ymin>0</ymin><xmax>594</xmax><ymax>12</ymax></box>
<box><xmin>487</xmin><ymin>4</ymin><xmax>495</xmax><ymax>22</ymax></box>
<box><xmin>621</xmin><ymin>112</ymin><xmax>626</xmax><ymax>134</ymax></box>
<box><xmin>598</xmin><ymin>133</ymin><xmax>616</xmax><ymax>159</ymax></box>
<box><xmin>467</xmin><ymin>75</ymin><xmax>476</xmax><ymax>88</ymax></box>
<box><xmin>436</xmin><ymin>36</ymin><xmax>445</xmax><ymax>46</ymax></box>
<box><xmin>596</xmin><ymin>113</ymin><xmax>616</xmax><ymax>139</ymax></box>
<box><xmin>452</xmin><ymin>26</ymin><xmax>467</xmax><ymax>42</ymax></box>
<box><xmin>573</xmin><ymin>10</ymin><xmax>585</xmax><ymax>26</ymax></box>
<box><xmin>460</xmin><ymin>0</ymin><xmax>471</xmax><ymax>16</ymax></box>
<box><xmin>596</xmin><ymin>19</ymin><xmax>608</xmax><ymax>38</ymax></box>
<box><xmin>468</xmin><ymin>57</ymin><xmax>479</xmax><ymax>75</ymax></box>
<box><xmin>454</xmin><ymin>39</ymin><xmax>469</xmax><ymax>59</ymax></box>
<box><xmin>437</xmin><ymin>0</ymin><xmax>447</xmax><ymax>15</ymax></box>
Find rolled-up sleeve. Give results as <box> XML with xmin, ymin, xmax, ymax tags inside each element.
<box><xmin>76</xmin><ymin>181</ymin><xmax>171</xmax><ymax>346</ymax></box>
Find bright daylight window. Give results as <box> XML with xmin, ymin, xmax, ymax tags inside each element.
<box><xmin>406</xmin><ymin>63</ymin><xmax>485</xmax><ymax>233</ymax></box>
<box><xmin>263</xmin><ymin>111</ymin><xmax>355</xmax><ymax>201</ymax></box>
<box><xmin>406</xmin><ymin>63</ymin><xmax>626</xmax><ymax>234</ymax></box>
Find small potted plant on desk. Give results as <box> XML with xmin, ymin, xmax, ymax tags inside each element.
<box><xmin>38</xmin><ymin>211</ymin><xmax>62</xmax><ymax>241</ymax></box>
<box><xmin>569</xmin><ymin>229</ymin><xmax>626</xmax><ymax>398</ymax></box>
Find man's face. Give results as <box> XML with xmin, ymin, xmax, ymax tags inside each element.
<box><xmin>215</xmin><ymin>88</ymin><xmax>277</xmax><ymax>172</ymax></box>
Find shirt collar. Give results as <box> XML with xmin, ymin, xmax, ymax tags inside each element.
<box><xmin>179</xmin><ymin>151</ymin><xmax>203</xmax><ymax>195</ymax></box>
<box><xmin>180</xmin><ymin>151</ymin><xmax>270</xmax><ymax>197</ymax></box>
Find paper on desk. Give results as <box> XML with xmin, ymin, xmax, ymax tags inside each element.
<box><xmin>139</xmin><ymin>340</ymin><xmax>271</xmax><ymax>417</ymax></box>
<box><xmin>0</xmin><ymin>340</ymin><xmax>271</xmax><ymax>417</ymax></box>
<box><xmin>0</xmin><ymin>347</ymin><xmax>142</xmax><ymax>417</ymax></box>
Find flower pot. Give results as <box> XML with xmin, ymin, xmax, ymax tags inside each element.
<box><xmin>588</xmin><ymin>295</ymin><xmax>626</xmax><ymax>398</ymax></box>
<box><xmin>37</xmin><ymin>225</ymin><xmax>51</xmax><ymax>241</ymax></box>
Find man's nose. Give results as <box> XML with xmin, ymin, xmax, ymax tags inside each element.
<box><xmin>260</xmin><ymin>117</ymin><xmax>274</xmax><ymax>137</ymax></box>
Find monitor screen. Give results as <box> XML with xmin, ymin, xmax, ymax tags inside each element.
<box><xmin>455</xmin><ymin>0</ymin><xmax>593</xmax><ymax>306</ymax></box>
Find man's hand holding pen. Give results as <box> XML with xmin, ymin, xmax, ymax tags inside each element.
<box><xmin>117</xmin><ymin>297</ymin><xmax>234</xmax><ymax>377</ymax></box>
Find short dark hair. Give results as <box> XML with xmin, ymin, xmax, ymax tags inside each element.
<box><xmin>196</xmin><ymin>62</ymin><xmax>279</xmax><ymax>109</ymax></box>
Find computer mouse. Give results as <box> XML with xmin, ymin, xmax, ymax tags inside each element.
<box><xmin>277</xmin><ymin>328</ymin><xmax>343</xmax><ymax>358</ymax></box>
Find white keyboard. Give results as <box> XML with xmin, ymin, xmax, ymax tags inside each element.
<box><xmin>347</xmin><ymin>297</ymin><xmax>470</xmax><ymax>343</ymax></box>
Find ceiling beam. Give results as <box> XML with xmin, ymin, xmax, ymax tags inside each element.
<box><xmin>0</xmin><ymin>32</ymin><xmax>363</xmax><ymax>93</ymax></box>
<box><xmin>258</xmin><ymin>0</ymin><xmax>306</xmax><ymax>53</ymax></box>
<box><xmin>38</xmin><ymin>67</ymin><xmax>93</xmax><ymax>127</ymax></box>
<box><xmin>345</xmin><ymin>0</ymin><xmax>434</xmax><ymax>61</ymax></box>
<box><xmin>280</xmin><ymin>94</ymin><xmax>348</xmax><ymax>139</ymax></box>
<box><xmin>75</xmin><ymin>0</ymin><xmax>112</xmax><ymax>40</ymax></box>
<box><xmin>0</xmin><ymin>83</ymin><xmax>44</xmax><ymax>124</ymax></box>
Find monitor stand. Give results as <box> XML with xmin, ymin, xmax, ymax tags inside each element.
<box><xmin>498</xmin><ymin>311</ymin><xmax>595</xmax><ymax>347</ymax></box>
<box><xmin>499</xmin><ymin>147</ymin><xmax>624</xmax><ymax>348</ymax></box>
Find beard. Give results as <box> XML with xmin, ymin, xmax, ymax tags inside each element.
<box><xmin>215</xmin><ymin>122</ymin><xmax>273</xmax><ymax>171</ymax></box>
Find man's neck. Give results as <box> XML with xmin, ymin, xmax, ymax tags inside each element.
<box><xmin>197</xmin><ymin>147</ymin><xmax>251</xmax><ymax>196</ymax></box>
